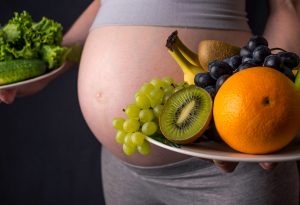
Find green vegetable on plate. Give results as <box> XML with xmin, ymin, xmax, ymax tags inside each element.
<box><xmin>0</xmin><ymin>59</ymin><xmax>46</xmax><ymax>85</ymax></box>
<box><xmin>0</xmin><ymin>11</ymin><xmax>70</xmax><ymax>69</ymax></box>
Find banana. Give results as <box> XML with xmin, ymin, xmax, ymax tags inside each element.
<box><xmin>166</xmin><ymin>30</ymin><xmax>201</xmax><ymax>67</ymax></box>
<box><xmin>166</xmin><ymin>31</ymin><xmax>204</xmax><ymax>85</ymax></box>
<box><xmin>167</xmin><ymin>44</ymin><xmax>204</xmax><ymax>85</ymax></box>
<box><xmin>295</xmin><ymin>69</ymin><xmax>300</xmax><ymax>90</ymax></box>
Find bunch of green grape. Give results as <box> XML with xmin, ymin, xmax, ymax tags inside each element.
<box><xmin>112</xmin><ymin>77</ymin><xmax>188</xmax><ymax>156</ymax></box>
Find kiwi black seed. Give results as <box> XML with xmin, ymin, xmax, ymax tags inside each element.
<box><xmin>159</xmin><ymin>85</ymin><xmax>213</xmax><ymax>144</ymax></box>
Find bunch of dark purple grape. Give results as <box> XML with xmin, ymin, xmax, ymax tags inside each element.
<box><xmin>194</xmin><ymin>35</ymin><xmax>300</xmax><ymax>99</ymax></box>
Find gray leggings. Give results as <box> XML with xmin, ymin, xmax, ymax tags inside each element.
<box><xmin>101</xmin><ymin>147</ymin><xmax>299</xmax><ymax>205</ymax></box>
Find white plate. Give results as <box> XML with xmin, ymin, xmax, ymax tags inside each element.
<box><xmin>146</xmin><ymin>133</ymin><xmax>300</xmax><ymax>162</ymax></box>
<box><xmin>0</xmin><ymin>63</ymin><xmax>65</xmax><ymax>90</ymax></box>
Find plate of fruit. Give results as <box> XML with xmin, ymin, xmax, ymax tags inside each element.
<box><xmin>112</xmin><ymin>31</ymin><xmax>300</xmax><ymax>162</ymax></box>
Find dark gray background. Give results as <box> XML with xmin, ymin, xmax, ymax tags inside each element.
<box><xmin>0</xmin><ymin>1</ymin><xmax>104</xmax><ymax>205</ymax></box>
<box><xmin>0</xmin><ymin>1</ymin><xmax>277</xmax><ymax>205</ymax></box>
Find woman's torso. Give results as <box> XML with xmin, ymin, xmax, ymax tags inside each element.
<box><xmin>77</xmin><ymin>0</ymin><xmax>252</xmax><ymax>166</ymax></box>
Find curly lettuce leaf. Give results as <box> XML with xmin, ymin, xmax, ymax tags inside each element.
<box><xmin>32</xmin><ymin>17</ymin><xmax>63</xmax><ymax>46</ymax></box>
<box><xmin>6</xmin><ymin>44</ymin><xmax>39</xmax><ymax>59</ymax></box>
<box><xmin>40</xmin><ymin>45</ymin><xmax>70</xmax><ymax>69</ymax></box>
<box><xmin>0</xmin><ymin>29</ymin><xmax>6</xmax><ymax>45</ymax></box>
<box><xmin>2</xmin><ymin>11</ymin><xmax>32</xmax><ymax>44</ymax></box>
<box><xmin>65</xmin><ymin>44</ymin><xmax>83</xmax><ymax>63</ymax></box>
<box><xmin>0</xmin><ymin>11</ymin><xmax>68</xmax><ymax>69</ymax></box>
<box><xmin>0</xmin><ymin>44</ymin><xmax>14</xmax><ymax>61</ymax></box>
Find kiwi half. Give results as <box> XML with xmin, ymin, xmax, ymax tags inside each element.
<box><xmin>159</xmin><ymin>85</ymin><xmax>213</xmax><ymax>144</ymax></box>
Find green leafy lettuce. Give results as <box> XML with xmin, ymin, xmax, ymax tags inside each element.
<box><xmin>0</xmin><ymin>11</ymin><xmax>69</xmax><ymax>69</ymax></box>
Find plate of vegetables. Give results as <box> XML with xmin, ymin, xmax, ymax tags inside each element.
<box><xmin>0</xmin><ymin>11</ymin><xmax>77</xmax><ymax>90</ymax></box>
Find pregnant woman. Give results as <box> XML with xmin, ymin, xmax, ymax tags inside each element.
<box><xmin>1</xmin><ymin>0</ymin><xmax>299</xmax><ymax>204</ymax></box>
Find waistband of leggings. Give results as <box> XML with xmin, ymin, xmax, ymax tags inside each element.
<box><xmin>122</xmin><ymin>157</ymin><xmax>213</xmax><ymax>177</ymax></box>
<box><xmin>102</xmin><ymin>146</ymin><xmax>213</xmax><ymax>176</ymax></box>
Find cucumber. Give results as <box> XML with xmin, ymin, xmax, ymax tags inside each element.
<box><xmin>0</xmin><ymin>59</ymin><xmax>46</xmax><ymax>85</ymax></box>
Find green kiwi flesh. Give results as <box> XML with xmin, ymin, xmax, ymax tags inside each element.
<box><xmin>159</xmin><ymin>85</ymin><xmax>212</xmax><ymax>144</ymax></box>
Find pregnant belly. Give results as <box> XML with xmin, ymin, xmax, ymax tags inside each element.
<box><xmin>77</xmin><ymin>26</ymin><xmax>251</xmax><ymax>166</ymax></box>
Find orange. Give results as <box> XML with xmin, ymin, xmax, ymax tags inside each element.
<box><xmin>213</xmin><ymin>67</ymin><xmax>300</xmax><ymax>154</ymax></box>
